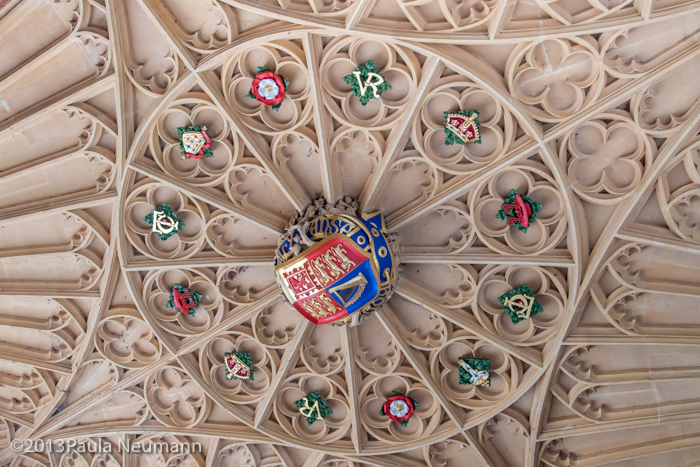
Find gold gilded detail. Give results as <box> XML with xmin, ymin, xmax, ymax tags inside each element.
<box><xmin>309</xmin><ymin>246</ymin><xmax>353</xmax><ymax>285</ymax></box>
<box><xmin>225</xmin><ymin>353</ymin><xmax>252</xmax><ymax>380</ymax></box>
<box><xmin>302</xmin><ymin>293</ymin><xmax>341</xmax><ymax>319</ymax></box>
<box><xmin>445</xmin><ymin>112</ymin><xmax>480</xmax><ymax>144</ymax></box>
<box><xmin>298</xmin><ymin>397</ymin><xmax>322</xmax><ymax>419</ymax></box>
<box><xmin>275</xmin><ymin>207</ymin><xmax>400</xmax><ymax>325</ymax></box>
<box><xmin>329</xmin><ymin>273</ymin><xmax>367</xmax><ymax>307</ymax></box>
<box><xmin>458</xmin><ymin>358</ymin><xmax>489</xmax><ymax>387</ymax></box>
<box><xmin>182</xmin><ymin>129</ymin><xmax>206</xmax><ymax>154</ymax></box>
<box><xmin>352</xmin><ymin>71</ymin><xmax>385</xmax><ymax>99</ymax></box>
<box><xmin>503</xmin><ymin>293</ymin><xmax>535</xmax><ymax>321</ymax></box>
<box><xmin>330</xmin><ymin>245</ymin><xmax>354</xmax><ymax>271</ymax></box>
<box><xmin>310</xmin><ymin>259</ymin><xmax>334</xmax><ymax>285</ymax></box>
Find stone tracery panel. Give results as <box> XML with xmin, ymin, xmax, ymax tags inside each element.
<box><xmin>558</xmin><ymin>111</ymin><xmax>655</xmax><ymax>204</ymax></box>
<box><xmin>633</xmin><ymin>54</ymin><xmax>700</xmax><ymax>134</ymax></box>
<box><xmin>412</xmin><ymin>72</ymin><xmax>518</xmax><ymax>175</ymax></box>
<box><xmin>0</xmin><ymin>298</ymin><xmax>86</xmax><ymax>365</ymax></box>
<box><xmin>401</xmin><ymin>262</ymin><xmax>568</xmax><ymax>356</ymax></box>
<box><xmin>507</xmin><ymin>38</ymin><xmax>603</xmax><ymax>122</ymax></box>
<box><xmin>657</xmin><ymin>144</ymin><xmax>700</xmax><ymax>243</ymax></box>
<box><xmin>600</xmin><ymin>12</ymin><xmax>700</xmax><ymax>77</ymax></box>
<box><xmin>161</xmin><ymin>0</ymin><xmax>237</xmax><ymax>54</ymax></box>
<box><xmin>587</xmin><ymin>242</ymin><xmax>700</xmax><ymax>336</ymax></box>
<box><xmin>397</xmin><ymin>154</ymin><xmax>572</xmax><ymax>258</ymax></box>
<box><xmin>109</xmin><ymin>30</ymin><xmax>591</xmax><ymax>457</ymax></box>
<box><xmin>123</xmin><ymin>181</ymin><xmax>208</xmax><ymax>262</ymax></box>
<box><xmin>222</xmin><ymin>40</ymin><xmax>312</xmax><ymax>135</ymax></box>
<box><xmin>350</xmin><ymin>314</ymin><xmax>456</xmax><ymax>446</ymax></box>
<box><xmin>96</xmin><ymin>307</ymin><xmax>163</xmax><ymax>368</ymax></box>
<box><xmin>471</xmin><ymin>161</ymin><xmax>568</xmax><ymax>255</ymax></box>
<box><xmin>150</xmin><ymin>98</ymin><xmax>239</xmax><ymax>186</ymax></box>
<box><xmin>145</xmin><ymin>366</ymin><xmax>209</xmax><ymax>427</ymax></box>
<box><xmin>142</xmin><ymin>268</ymin><xmax>225</xmax><ymax>344</ymax></box>
<box><xmin>319</xmin><ymin>36</ymin><xmax>421</xmax><ymax>131</ymax></box>
<box><xmin>0</xmin><ymin>0</ymin><xmax>111</xmax><ymax>123</ymax></box>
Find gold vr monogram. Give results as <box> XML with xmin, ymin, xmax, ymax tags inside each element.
<box><xmin>352</xmin><ymin>71</ymin><xmax>385</xmax><ymax>99</ymax></box>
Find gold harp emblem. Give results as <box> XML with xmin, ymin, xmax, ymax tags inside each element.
<box><xmin>328</xmin><ymin>273</ymin><xmax>367</xmax><ymax>307</ymax></box>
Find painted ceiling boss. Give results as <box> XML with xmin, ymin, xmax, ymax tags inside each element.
<box><xmin>343</xmin><ymin>60</ymin><xmax>391</xmax><ymax>106</ymax></box>
<box><xmin>177</xmin><ymin>124</ymin><xmax>212</xmax><ymax>159</ymax></box>
<box><xmin>444</xmin><ymin>110</ymin><xmax>481</xmax><ymax>145</ymax></box>
<box><xmin>248</xmin><ymin>67</ymin><xmax>288</xmax><ymax>111</ymax></box>
<box><xmin>496</xmin><ymin>189</ymin><xmax>542</xmax><ymax>233</ymax></box>
<box><xmin>274</xmin><ymin>197</ymin><xmax>400</xmax><ymax>326</ymax></box>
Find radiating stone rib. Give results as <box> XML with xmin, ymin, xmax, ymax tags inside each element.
<box><xmin>361</xmin><ymin>57</ymin><xmax>443</xmax><ymax>212</ymax></box>
<box><xmin>303</xmin><ymin>32</ymin><xmax>338</xmax><ymax>203</ymax></box>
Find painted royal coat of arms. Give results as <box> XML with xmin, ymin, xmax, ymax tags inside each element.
<box><xmin>274</xmin><ymin>198</ymin><xmax>399</xmax><ymax>325</ymax></box>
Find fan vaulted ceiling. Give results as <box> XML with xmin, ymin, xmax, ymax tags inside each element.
<box><xmin>0</xmin><ymin>0</ymin><xmax>699</xmax><ymax>465</ymax></box>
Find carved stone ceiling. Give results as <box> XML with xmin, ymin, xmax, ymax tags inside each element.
<box><xmin>1</xmin><ymin>0</ymin><xmax>700</xmax><ymax>466</ymax></box>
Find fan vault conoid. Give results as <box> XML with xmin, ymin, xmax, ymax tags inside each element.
<box><xmin>1</xmin><ymin>0</ymin><xmax>700</xmax><ymax>466</ymax></box>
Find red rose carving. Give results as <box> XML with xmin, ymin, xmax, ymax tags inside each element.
<box><xmin>251</xmin><ymin>70</ymin><xmax>286</xmax><ymax>106</ymax></box>
<box><xmin>383</xmin><ymin>394</ymin><xmax>414</xmax><ymax>423</ymax></box>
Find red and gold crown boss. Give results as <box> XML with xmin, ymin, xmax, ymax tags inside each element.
<box><xmin>274</xmin><ymin>212</ymin><xmax>397</xmax><ymax>325</ymax></box>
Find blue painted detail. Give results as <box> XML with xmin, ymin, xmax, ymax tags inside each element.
<box><xmin>327</xmin><ymin>259</ymin><xmax>379</xmax><ymax>315</ymax></box>
<box><xmin>357</xmin><ymin>213</ymin><xmax>393</xmax><ymax>274</ymax></box>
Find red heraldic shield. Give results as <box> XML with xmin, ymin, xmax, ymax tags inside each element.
<box><xmin>276</xmin><ymin>236</ymin><xmax>375</xmax><ymax>325</ymax></box>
